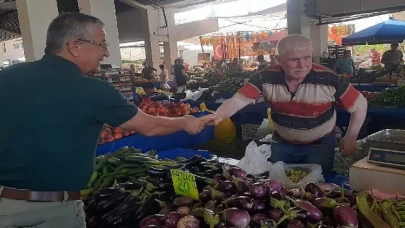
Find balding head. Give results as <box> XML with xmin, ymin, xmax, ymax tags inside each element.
<box><xmin>276</xmin><ymin>35</ymin><xmax>313</xmax><ymax>57</ymax></box>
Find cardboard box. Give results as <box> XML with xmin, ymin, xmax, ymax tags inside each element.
<box><xmin>350</xmin><ymin>157</ymin><xmax>405</xmax><ymax>195</ymax></box>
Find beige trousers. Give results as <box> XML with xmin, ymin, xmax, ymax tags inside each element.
<box><xmin>0</xmin><ymin>188</ymin><xmax>85</xmax><ymax>228</ymax></box>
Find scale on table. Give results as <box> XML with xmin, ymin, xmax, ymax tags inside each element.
<box><xmin>349</xmin><ymin>129</ymin><xmax>405</xmax><ymax>194</ymax></box>
<box><xmin>366</xmin><ymin>129</ymin><xmax>405</xmax><ymax>170</ymax></box>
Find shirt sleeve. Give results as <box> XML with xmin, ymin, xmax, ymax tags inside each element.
<box><xmin>89</xmin><ymin>79</ymin><xmax>138</xmax><ymax>127</ymax></box>
<box><xmin>334</xmin><ymin>76</ymin><xmax>362</xmax><ymax>113</ymax></box>
<box><xmin>235</xmin><ymin>71</ymin><xmax>265</xmax><ymax>101</ymax></box>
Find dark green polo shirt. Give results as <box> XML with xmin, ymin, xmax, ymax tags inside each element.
<box><xmin>0</xmin><ymin>55</ymin><xmax>138</xmax><ymax>191</ymax></box>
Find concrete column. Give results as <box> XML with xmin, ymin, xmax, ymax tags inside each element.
<box><xmin>310</xmin><ymin>25</ymin><xmax>328</xmax><ymax>63</ymax></box>
<box><xmin>78</xmin><ymin>0</ymin><xmax>122</xmax><ymax>67</ymax></box>
<box><xmin>286</xmin><ymin>0</ymin><xmax>328</xmax><ymax>64</ymax></box>
<box><xmin>142</xmin><ymin>8</ymin><xmax>161</xmax><ymax>69</ymax></box>
<box><xmin>16</xmin><ymin>0</ymin><xmax>58</xmax><ymax>62</ymax></box>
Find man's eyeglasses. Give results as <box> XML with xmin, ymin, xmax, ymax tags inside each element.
<box><xmin>78</xmin><ymin>39</ymin><xmax>109</xmax><ymax>49</ymax></box>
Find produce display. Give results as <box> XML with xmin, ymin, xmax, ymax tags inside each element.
<box><xmin>98</xmin><ymin>126</ymin><xmax>136</xmax><ymax>145</ymax></box>
<box><xmin>369</xmin><ymin>86</ymin><xmax>405</xmax><ymax>107</ymax></box>
<box><xmin>285</xmin><ymin>169</ymin><xmax>308</xmax><ymax>183</ymax></box>
<box><xmin>360</xmin><ymin>91</ymin><xmax>380</xmax><ymax>102</ymax></box>
<box><xmin>139</xmin><ymin>98</ymin><xmax>199</xmax><ymax>117</ymax></box>
<box><xmin>83</xmin><ymin>146</ymin><xmax>405</xmax><ymax>228</ymax></box>
<box><xmin>136</xmin><ymin>87</ymin><xmax>173</xmax><ymax>97</ymax></box>
<box><xmin>215</xmin><ymin>72</ymin><xmax>255</xmax><ymax>94</ymax></box>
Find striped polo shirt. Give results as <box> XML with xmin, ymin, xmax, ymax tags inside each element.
<box><xmin>236</xmin><ymin>64</ymin><xmax>362</xmax><ymax>144</ymax></box>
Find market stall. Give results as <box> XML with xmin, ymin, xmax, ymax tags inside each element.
<box><xmin>83</xmin><ymin>141</ymin><xmax>405</xmax><ymax>228</ymax></box>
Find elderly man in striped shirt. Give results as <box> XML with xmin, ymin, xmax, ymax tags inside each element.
<box><xmin>205</xmin><ymin>35</ymin><xmax>367</xmax><ymax>173</ymax></box>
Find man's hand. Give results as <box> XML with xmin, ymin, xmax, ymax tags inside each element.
<box><xmin>200</xmin><ymin>113</ymin><xmax>224</xmax><ymax>126</ymax></box>
<box><xmin>339</xmin><ymin>136</ymin><xmax>357</xmax><ymax>157</ymax></box>
<box><xmin>183</xmin><ymin>116</ymin><xmax>204</xmax><ymax>135</ymax></box>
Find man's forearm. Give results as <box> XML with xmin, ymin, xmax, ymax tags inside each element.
<box><xmin>346</xmin><ymin>96</ymin><xmax>368</xmax><ymax>139</ymax></box>
<box><xmin>145</xmin><ymin>116</ymin><xmax>187</xmax><ymax>136</ymax></box>
<box><xmin>216</xmin><ymin>95</ymin><xmax>252</xmax><ymax>118</ymax></box>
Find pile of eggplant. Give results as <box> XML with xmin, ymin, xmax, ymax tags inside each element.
<box><xmin>83</xmin><ymin>150</ymin><xmax>225</xmax><ymax>228</ymax></box>
<box><xmin>84</xmin><ymin>147</ymin><xmax>405</xmax><ymax>228</ymax></box>
<box><xmin>137</xmin><ymin>166</ymin><xmax>405</xmax><ymax>228</ymax></box>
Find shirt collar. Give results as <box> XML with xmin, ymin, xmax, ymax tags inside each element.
<box><xmin>40</xmin><ymin>55</ymin><xmax>83</xmax><ymax>75</ymax></box>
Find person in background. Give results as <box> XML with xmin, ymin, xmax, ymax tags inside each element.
<box><xmin>333</xmin><ymin>50</ymin><xmax>356</xmax><ymax>75</ymax></box>
<box><xmin>0</xmin><ymin>13</ymin><xmax>215</xmax><ymax>228</ymax></box>
<box><xmin>159</xmin><ymin>64</ymin><xmax>170</xmax><ymax>91</ymax></box>
<box><xmin>141</xmin><ymin>62</ymin><xmax>157</xmax><ymax>79</ymax></box>
<box><xmin>227</xmin><ymin>57</ymin><xmax>243</xmax><ymax>72</ymax></box>
<box><xmin>381</xmin><ymin>42</ymin><xmax>404</xmax><ymax>74</ymax></box>
<box><xmin>130</xmin><ymin>64</ymin><xmax>135</xmax><ymax>73</ymax></box>
<box><xmin>174</xmin><ymin>58</ymin><xmax>188</xmax><ymax>93</ymax></box>
<box><xmin>270</xmin><ymin>53</ymin><xmax>278</xmax><ymax>66</ymax></box>
<box><xmin>257</xmin><ymin>54</ymin><xmax>269</xmax><ymax>71</ymax></box>
<box><xmin>205</xmin><ymin>35</ymin><xmax>368</xmax><ymax>173</ymax></box>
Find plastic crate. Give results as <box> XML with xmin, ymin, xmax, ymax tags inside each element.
<box><xmin>241</xmin><ymin>124</ymin><xmax>260</xmax><ymax>141</ymax></box>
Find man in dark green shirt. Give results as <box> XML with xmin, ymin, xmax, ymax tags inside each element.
<box><xmin>0</xmin><ymin>13</ymin><xmax>213</xmax><ymax>227</ymax></box>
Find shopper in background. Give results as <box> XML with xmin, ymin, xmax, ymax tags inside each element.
<box><xmin>141</xmin><ymin>62</ymin><xmax>157</xmax><ymax>79</ymax></box>
<box><xmin>257</xmin><ymin>54</ymin><xmax>269</xmax><ymax>71</ymax></box>
<box><xmin>159</xmin><ymin>64</ymin><xmax>170</xmax><ymax>91</ymax></box>
<box><xmin>333</xmin><ymin>50</ymin><xmax>356</xmax><ymax>75</ymax></box>
<box><xmin>0</xmin><ymin>13</ymin><xmax>214</xmax><ymax>228</ymax></box>
<box><xmin>205</xmin><ymin>34</ymin><xmax>368</xmax><ymax>173</ymax></box>
<box><xmin>174</xmin><ymin>58</ymin><xmax>188</xmax><ymax>93</ymax></box>
<box><xmin>227</xmin><ymin>57</ymin><xmax>243</xmax><ymax>73</ymax></box>
<box><xmin>381</xmin><ymin>42</ymin><xmax>404</xmax><ymax>74</ymax></box>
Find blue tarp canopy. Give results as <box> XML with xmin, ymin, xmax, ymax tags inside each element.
<box><xmin>342</xmin><ymin>19</ymin><xmax>405</xmax><ymax>45</ymax></box>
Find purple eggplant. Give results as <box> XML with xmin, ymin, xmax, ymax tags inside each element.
<box><xmin>287</xmin><ymin>189</ymin><xmax>304</xmax><ymax>198</ymax></box>
<box><xmin>163</xmin><ymin>211</ymin><xmax>185</xmax><ymax>228</ymax></box>
<box><xmin>232</xmin><ymin>178</ymin><xmax>249</xmax><ymax>193</ymax></box>
<box><xmin>219</xmin><ymin>180</ymin><xmax>236</xmax><ymax>195</ymax></box>
<box><xmin>141</xmin><ymin>225</ymin><xmax>168</xmax><ymax>228</ymax></box>
<box><xmin>140</xmin><ymin>214</ymin><xmax>164</xmax><ymax>227</ymax></box>
<box><xmin>267</xmin><ymin>209</ymin><xmax>283</xmax><ymax>221</ymax></box>
<box><xmin>177</xmin><ymin>215</ymin><xmax>200</xmax><ymax>228</ymax></box>
<box><xmin>223</xmin><ymin>196</ymin><xmax>251</xmax><ymax>208</ymax></box>
<box><xmin>333</xmin><ymin>205</ymin><xmax>358</xmax><ymax>227</ymax></box>
<box><xmin>318</xmin><ymin>183</ymin><xmax>339</xmax><ymax>192</ymax></box>
<box><xmin>249</xmin><ymin>182</ymin><xmax>269</xmax><ymax>199</ymax></box>
<box><xmin>249</xmin><ymin>214</ymin><xmax>268</xmax><ymax>228</ymax></box>
<box><xmin>223</xmin><ymin>208</ymin><xmax>251</xmax><ymax>228</ymax></box>
<box><xmin>270</xmin><ymin>190</ymin><xmax>286</xmax><ymax>200</ymax></box>
<box><xmin>295</xmin><ymin>199</ymin><xmax>323</xmax><ymax>222</ymax></box>
<box><xmin>251</xmin><ymin>199</ymin><xmax>266</xmax><ymax>213</ymax></box>
<box><xmin>265</xmin><ymin>180</ymin><xmax>283</xmax><ymax>193</ymax></box>
<box><xmin>199</xmin><ymin>190</ymin><xmax>212</xmax><ymax>203</ymax></box>
<box><xmin>305</xmin><ymin>183</ymin><xmax>324</xmax><ymax>197</ymax></box>
<box><xmin>229</xmin><ymin>167</ymin><xmax>247</xmax><ymax>179</ymax></box>
<box><xmin>286</xmin><ymin>219</ymin><xmax>305</xmax><ymax>228</ymax></box>
<box><xmin>177</xmin><ymin>206</ymin><xmax>191</xmax><ymax>215</ymax></box>
<box><xmin>312</xmin><ymin>197</ymin><xmax>339</xmax><ymax>209</ymax></box>
<box><xmin>173</xmin><ymin>196</ymin><xmax>194</xmax><ymax>207</ymax></box>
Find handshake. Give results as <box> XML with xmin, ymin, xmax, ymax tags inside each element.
<box><xmin>183</xmin><ymin>114</ymin><xmax>224</xmax><ymax>135</ymax></box>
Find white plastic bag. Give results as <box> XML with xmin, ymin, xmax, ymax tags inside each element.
<box><xmin>255</xmin><ymin>119</ymin><xmax>271</xmax><ymax>140</ymax></box>
<box><xmin>236</xmin><ymin>141</ymin><xmax>271</xmax><ymax>175</ymax></box>
<box><xmin>268</xmin><ymin>162</ymin><xmax>324</xmax><ymax>189</ymax></box>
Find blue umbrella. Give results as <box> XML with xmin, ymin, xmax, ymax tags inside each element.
<box><xmin>342</xmin><ymin>19</ymin><xmax>405</xmax><ymax>45</ymax></box>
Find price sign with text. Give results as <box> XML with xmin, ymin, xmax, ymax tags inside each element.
<box><xmin>170</xmin><ymin>169</ymin><xmax>199</xmax><ymax>200</ymax></box>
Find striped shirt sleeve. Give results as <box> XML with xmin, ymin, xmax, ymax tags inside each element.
<box><xmin>235</xmin><ymin>72</ymin><xmax>264</xmax><ymax>101</ymax></box>
<box><xmin>335</xmin><ymin>76</ymin><xmax>362</xmax><ymax>113</ymax></box>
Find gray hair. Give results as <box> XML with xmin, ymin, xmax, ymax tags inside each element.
<box><xmin>45</xmin><ymin>12</ymin><xmax>104</xmax><ymax>55</ymax></box>
<box><xmin>276</xmin><ymin>34</ymin><xmax>313</xmax><ymax>57</ymax></box>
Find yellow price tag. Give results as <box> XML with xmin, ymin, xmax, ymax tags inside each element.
<box><xmin>170</xmin><ymin>169</ymin><xmax>199</xmax><ymax>200</ymax></box>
